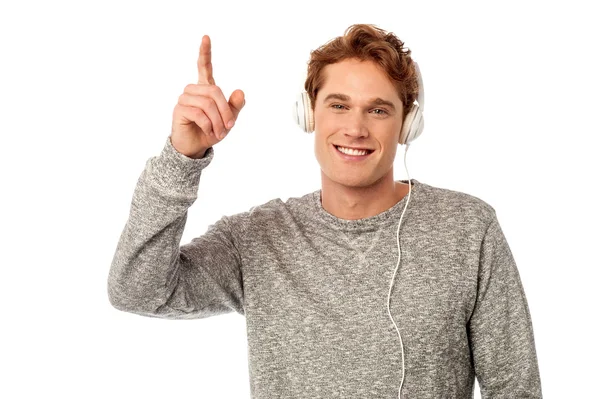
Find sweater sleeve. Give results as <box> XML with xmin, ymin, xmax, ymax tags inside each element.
<box><xmin>107</xmin><ymin>135</ymin><xmax>245</xmax><ymax>319</ymax></box>
<box><xmin>467</xmin><ymin>213</ymin><xmax>543</xmax><ymax>398</ymax></box>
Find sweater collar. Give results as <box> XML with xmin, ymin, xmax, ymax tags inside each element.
<box><xmin>310</xmin><ymin>179</ymin><xmax>422</xmax><ymax>232</ymax></box>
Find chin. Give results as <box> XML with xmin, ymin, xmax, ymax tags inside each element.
<box><xmin>326</xmin><ymin>172</ymin><xmax>377</xmax><ymax>189</ymax></box>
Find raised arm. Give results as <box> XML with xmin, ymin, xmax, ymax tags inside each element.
<box><xmin>107</xmin><ymin>34</ymin><xmax>247</xmax><ymax>319</ymax></box>
<box><xmin>107</xmin><ymin>136</ymin><xmax>248</xmax><ymax>319</ymax></box>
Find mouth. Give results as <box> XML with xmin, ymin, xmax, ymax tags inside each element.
<box><xmin>333</xmin><ymin>144</ymin><xmax>375</xmax><ymax>160</ymax></box>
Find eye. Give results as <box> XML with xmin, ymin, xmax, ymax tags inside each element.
<box><xmin>372</xmin><ymin>108</ymin><xmax>388</xmax><ymax>115</ymax></box>
<box><xmin>329</xmin><ymin>104</ymin><xmax>388</xmax><ymax>115</ymax></box>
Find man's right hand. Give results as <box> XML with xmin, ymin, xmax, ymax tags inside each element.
<box><xmin>171</xmin><ymin>35</ymin><xmax>246</xmax><ymax>158</ymax></box>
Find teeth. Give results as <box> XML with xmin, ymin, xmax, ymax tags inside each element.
<box><xmin>336</xmin><ymin>146</ymin><xmax>370</xmax><ymax>156</ymax></box>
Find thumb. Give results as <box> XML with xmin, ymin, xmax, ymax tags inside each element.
<box><xmin>229</xmin><ymin>89</ymin><xmax>245</xmax><ymax>119</ymax></box>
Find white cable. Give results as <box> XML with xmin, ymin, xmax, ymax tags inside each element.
<box><xmin>386</xmin><ymin>142</ymin><xmax>412</xmax><ymax>399</ymax></box>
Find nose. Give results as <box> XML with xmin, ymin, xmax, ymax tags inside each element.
<box><xmin>343</xmin><ymin>111</ymin><xmax>369</xmax><ymax>139</ymax></box>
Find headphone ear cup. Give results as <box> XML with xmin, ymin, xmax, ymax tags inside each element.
<box><xmin>294</xmin><ymin>92</ymin><xmax>314</xmax><ymax>133</ymax></box>
<box><xmin>411</xmin><ymin>110</ymin><xmax>424</xmax><ymax>142</ymax></box>
<box><xmin>399</xmin><ymin>104</ymin><xmax>424</xmax><ymax>145</ymax></box>
<box><xmin>399</xmin><ymin>104</ymin><xmax>417</xmax><ymax>144</ymax></box>
<box><xmin>293</xmin><ymin>92</ymin><xmax>305</xmax><ymax>132</ymax></box>
<box><xmin>303</xmin><ymin>92</ymin><xmax>314</xmax><ymax>133</ymax></box>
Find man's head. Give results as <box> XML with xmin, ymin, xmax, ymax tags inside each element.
<box><xmin>305</xmin><ymin>24</ymin><xmax>419</xmax><ymax>189</ymax></box>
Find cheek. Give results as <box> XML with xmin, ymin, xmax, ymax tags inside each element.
<box><xmin>314</xmin><ymin>111</ymin><xmax>333</xmax><ymax>131</ymax></box>
<box><xmin>313</xmin><ymin>133</ymin><xmax>329</xmax><ymax>160</ymax></box>
<box><xmin>314</xmin><ymin>106</ymin><xmax>347</xmax><ymax>129</ymax></box>
<box><xmin>378</xmin><ymin>135</ymin><xmax>399</xmax><ymax>159</ymax></box>
<box><xmin>384</xmin><ymin>142</ymin><xmax>399</xmax><ymax>163</ymax></box>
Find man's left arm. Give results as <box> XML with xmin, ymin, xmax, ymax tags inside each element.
<box><xmin>467</xmin><ymin>213</ymin><xmax>543</xmax><ymax>398</ymax></box>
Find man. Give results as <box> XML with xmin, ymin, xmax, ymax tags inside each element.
<box><xmin>108</xmin><ymin>24</ymin><xmax>543</xmax><ymax>398</ymax></box>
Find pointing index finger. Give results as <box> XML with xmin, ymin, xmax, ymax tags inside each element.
<box><xmin>197</xmin><ymin>35</ymin><xmax>215</xmax><ymax>85</ymax></box>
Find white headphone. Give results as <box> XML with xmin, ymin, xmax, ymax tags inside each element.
<box><xmin>292</xmin><ymin>61</ymin><xmax>424</xmax><ymax>145</ymax></box>
<box><xmin>292</xmin><ymin>60</ymin><xmax>425</xmax><ymax>398</ymax></box>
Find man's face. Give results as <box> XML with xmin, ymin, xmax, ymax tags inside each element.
<box><xmin>313</xmin><ymin>58</ymin><xmax>405</xmax><ymax>189</ymax></box>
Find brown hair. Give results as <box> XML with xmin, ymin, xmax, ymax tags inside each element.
<box><xmin>304</xmin><ymin>24</ymin><xmax>419</xmax><ymax>119</ymax></box>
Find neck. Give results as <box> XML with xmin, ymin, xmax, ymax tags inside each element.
<box><xmin>319</xmin><ymin>170</ymin><xmax>411</xmax><ymax>220</ymax></box>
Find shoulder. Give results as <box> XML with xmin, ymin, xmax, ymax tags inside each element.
<box><xmin>415</xmin><ymin>180</ymin><xmax>497</xmax><ymax>230</ymax></box>
<box><xmin>223</xmin><ymin>190</ymin><xmax>317</xmax><ymax>234</ymax></box>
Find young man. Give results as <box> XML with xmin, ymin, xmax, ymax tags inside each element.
<box><xmin>108</xmin><ymin>24</ymin><xmax>543</xmax><ymax>398</ymax></box>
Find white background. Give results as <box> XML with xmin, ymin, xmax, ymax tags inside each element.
<box><xmin>1</xmin><ymin>0</ymin><xmax>598</xmax><ymax>397</ymax></box>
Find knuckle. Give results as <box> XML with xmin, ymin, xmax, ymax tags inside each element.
<box><xmin>184</xmin><ymin>83</ymin><xmax>196</xmax><ymax>92</ymax></box>
<box><xmin>197</xmin><ymin>113</ymin><xmax>210</xmax><ymax>130</ymax></box>
<box><xmin>199</xmin><ymin>119</ymin><xmax>210</xmax><ymax>132</ymax></box>
<box><xmin>198</xmin><ymin>95</ymin><xmax>212</xmax><ymax>109</ymax></box>
<box><xmin>208</xmin><ymin>84</ymin><xmax>222</xmax><ymax>95</ymax></box>
<box><xmin>194</xmin><ymin>107</ymin><xmax>205</xmax><ymax>119</ymax></box>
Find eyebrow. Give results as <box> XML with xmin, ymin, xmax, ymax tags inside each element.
<box><xmin>322</xmin><ymin>93</ymin><xmax>396</xmax><ymax>111</ymax></box>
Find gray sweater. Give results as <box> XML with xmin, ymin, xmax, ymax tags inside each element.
<box><xmin>107</xmin><ymin>135</ymin><xmax>543</xmax><ymax>398</ymax></box>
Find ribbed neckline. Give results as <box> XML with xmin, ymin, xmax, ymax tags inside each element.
<box><xmin>310</xmin><ymin>178</ymin><xmax>421</xmax><ymax>232</ymax></box>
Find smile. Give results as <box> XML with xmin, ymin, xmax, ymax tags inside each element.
<box><xmin>333</xmin><ymin>144</ymin><xmax>374</xmax><ymax>160</ymax></box>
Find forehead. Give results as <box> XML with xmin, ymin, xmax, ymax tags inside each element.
<box><xmin>319</xmin><ymin>59</ymin><xmax>399</xmax><ymax>100</ymax></box>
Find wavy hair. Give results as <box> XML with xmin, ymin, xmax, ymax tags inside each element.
<box><xmin>305</xmin><ymin>24</ymin><xmax>419</xmax><ymax>119</ymax></box>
